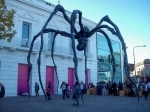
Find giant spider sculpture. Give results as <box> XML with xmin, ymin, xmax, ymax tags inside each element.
<box><xmin>27</xmin><ymin>4</ymin><xmax>139</xmax><ymax>102</ymax></box>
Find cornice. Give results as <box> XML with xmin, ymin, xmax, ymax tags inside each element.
<box><xmin>7</xmin><ymin>0</ymin><xmax>96</xmax><ymax>28</ymax></box>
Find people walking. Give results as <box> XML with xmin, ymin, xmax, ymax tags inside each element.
<box><xmin>46</xmin><ymin>84</ymin><xmax>51</xmax><ymax>101</ymax></box>
<box><xmin>35</xmin><ymin>82</ymin><xmax>40</xmax><ymax>97</ymax></box>
<box><xmin>48</xmin><ymin>81</ymin><xmax>51</xmax><ymax>89</ymax></box>
<box><xmin>147</xmin><ymin>81</ymin><xmax>150</xmax><ymax>94</ymax></box>
<box><xmin>102</xmin><ymin>82</ymin><xmax>107</xmax><ymax>96</ymax></box>
<box><xmin>72</xmin><ymin>81</ymin><xmax>81</xmax><ymax>106</ymax></box>
<box><xmin>112</xmin><ymin>81</ymin><xmax>117</xmax><ymax>96</ymax></box>
<box><xmin>66</xmin><ymin>83</ymin><xmax>70</xmax><ymax>98</ymax></box>
<box><xmin>80</xmin><ymin>81</ymin><xmax>84</xmax><ymax>95</ymax></box>
<box><xmin>0</xmin><ymin>82</ymin><xmax>5</xmax><ymax>98</ymax></box>
<box><xmin>143</xmin><ymin>83</ymin><xmax>148</xmax><ymax>100</ymax></box>
<box><xmin>60</xmin><ymin>82</ymin><xmax>66</xmax><ymax>99</ymax></box>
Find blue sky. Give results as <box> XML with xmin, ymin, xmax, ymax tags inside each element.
<box><xmin>46</xmin><ymin>0</ymin><xmax>150</xmax><ymax>64</ymax></box>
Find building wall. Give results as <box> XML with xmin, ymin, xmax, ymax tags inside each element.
<box><xmin>135</xmin><ymin>61</ymin><xmax>150</xmax><ymax>78</ymax></box>
<box><xmin>0</xmin><ymin>0</ymin><xmax>124</xmax><ymax>96</ymax></box>
<box><xmin>0</xmin><ymin>0</ymin><xmax>97</xmax><ymax>96</ymax></box>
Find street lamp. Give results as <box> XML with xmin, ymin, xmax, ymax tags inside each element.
<box><xmin>133</xmin><ymin>45</ymin><xmax>146</xmax><ymax>81</ymax></box>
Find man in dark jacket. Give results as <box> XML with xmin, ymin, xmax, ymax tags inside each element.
<box><xmin>35</xmin><ymin>82</ymin><xmax>40</xmax><ymax>97</ymax></box>
<box><xmin>73</xmin><ymin>81</ymin><xmax>81</xmax><ymax>106</ymax></box>
<box><xmin>0</xmin><ymin>82</ymin><xmax>5</xmax><ymax>98</ymax></box>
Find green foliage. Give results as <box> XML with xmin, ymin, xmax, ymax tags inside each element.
<box><xmin>0</xmin><ymin>0</ymin><xmax>16</xmax><ymax>42</ymax></box>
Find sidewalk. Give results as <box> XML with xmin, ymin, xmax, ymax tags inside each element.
<box><xmin>0</xmin><ymin>94</ymin><xmax>150</xmax><ymax>112</ymax></box>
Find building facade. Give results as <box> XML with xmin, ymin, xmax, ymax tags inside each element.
<box><xmin>97</xmin><ymin>32</ymin><xmax>124</xmax><ymax>83</ymax></box>
<box><xmin>134</xmin><ymin>59</ymin><xmax>150</xmax><ymax>82</ymax></box>
<box><xmin>128</xmin><ymin>63</ymin><xmax>134</xmax><ymax>77</ymax></box>
<box><xmin>0</xmin><ymin>0</ymin><xmax>124</xmax><ymax>96</ymax></box>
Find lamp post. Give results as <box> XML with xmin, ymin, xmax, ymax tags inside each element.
<box><xmin>133</xmin><ymin>45</ymin><xmax>146</xmax><ymax>81</ymax></box>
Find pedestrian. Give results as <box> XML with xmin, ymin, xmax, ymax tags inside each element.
<box><xmin>80</xmin><ymin>81</ymin><xmax>84</xmax><ymax>95</ymax></box>
<box><xmin>102</xmin><ymin>82</ymin><xmax>107</xmax><ymax>96</ymax></box>
<box><xmin>143</xmin><ymin>83</ymin><xmax>148</xmax><ymax>100</ymax></box>
<box><xmin>35</xmin><ymin>82</ymin><xmax>39</xmax><ymax>97</ymax></box>
<box><xmin>66</xmin><ymin>83</ymin><xmax>70</xmax><ymax>98</ymax></box>
<box><xmin>147</xmin><ymin>81</ymin><xmax>150</xmax><ymax>94</ymax></box>
<box><xmin>0</xmin><ymin>82</ymin><xmax>5</xmax><ymax>98</ymax></box>
<box><xmin>46</xmin><ymin>85</ymin><xmax>51</xmax><ymax>101</ymax></box>
<box><xmin>72</xmin><ymin>81</ymin><xmax>81</xmax><ymax>106</ymax></box>
<box><xmin>48</xmin><ymin>81</ymin><xmax>51</xmax><ymax>90</ymax></box>
<box><xmin>60</xmin><ymin>82</ymin><xmax>67</xmax><ymax>99</ymax></box>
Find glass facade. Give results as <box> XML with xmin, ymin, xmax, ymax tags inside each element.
<box><xmin>97</xmin><ymin>34</ymin><xmax>122</xmax><ymax>82</ymax></box>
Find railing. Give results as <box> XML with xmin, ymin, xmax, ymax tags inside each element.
<box><xmin>21</xmin><ymin>39</ymin><xmax>28</xmax><ymax>47</ymax></box>
<box><xmin>0</xmin><ymin>38</ymin><xmax>40</xmax><ymax>50</ymax></box>
<box><xmin>0</xmin><ymin>38</ymin><xmax>94</xmax><ymax>59</ymax></box>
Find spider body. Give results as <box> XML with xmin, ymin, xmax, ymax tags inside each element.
<box><xmin>76</xmin><ymin>26</ymin><xmax>89</xmax><ymax>51</ymax></box>
<box><xmin>27</xmin><ymin>4</ymin><xmax>139</xmax><ymax>102</ymax></box>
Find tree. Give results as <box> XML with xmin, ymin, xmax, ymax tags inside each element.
<box><xmin>0</xmin><ymin>0</ymin><xmax>16</xmax><ymax>42</ymax></box>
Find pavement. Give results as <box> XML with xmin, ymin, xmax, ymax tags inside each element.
<box><xmin>0</xmin><ymin>94</ymin><xmax>150</xmax><ymax>112</ymax></box>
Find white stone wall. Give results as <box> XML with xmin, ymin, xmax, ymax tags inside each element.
<box><xmin>0</xmin><ymin>0</ymin><xmax>98</xmax><ymax>96</ymax></box>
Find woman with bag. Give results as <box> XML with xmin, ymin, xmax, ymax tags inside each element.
<box><xmin>46</xmin><ymin>84</ymin><xmax>51</xmax><ymax>101</ymax></box>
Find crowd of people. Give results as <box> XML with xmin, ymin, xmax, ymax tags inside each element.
<box><xmin>87</xmin><ymin>79</ymin><xmax>150</xmax><ymax>100</ymax></box>
<box><xmin>1</xmin><ymin>78</ymin><xmax>150</xmax><ymax>106</ymax></box>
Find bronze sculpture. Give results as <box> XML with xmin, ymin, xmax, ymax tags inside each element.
<box><xmin>27</xmin><ymin>4</ymin><xmax>139</xmax><ymax>102</ymax></box>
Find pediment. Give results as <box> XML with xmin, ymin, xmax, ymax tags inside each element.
<box><xmin>48</xmin><ymin>21</ymin><xmax>58</xmax><ymax>28</ymax></box>
<box><xmin>19</xmin><ymin>13</ymin><xmax>35</xmax><ymax>21</ymax></box>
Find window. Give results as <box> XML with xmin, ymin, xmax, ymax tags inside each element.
<box><xmin>21</xmin><ymin>22</ymin><xmax>30</xmax><ymax>47</ymax></box>
<box><xmin>111</xmin><ymin>40</ymin><xmax>121</xmax><ymax>53</ymax></box>
<box><xmin>48</xmin><ymin>32</ymin><xmax>54</xmax><ymax>51</ymax></box>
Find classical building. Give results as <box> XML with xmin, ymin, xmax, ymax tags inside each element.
<box><xmin>0</xmin><ymin>0</ymin><xmax>124</xmax><ymax>96</ymax></box>
<box><xmin>134</xmin><ymin>59</ymin><xmax>150</xmax><ymax>82</ymax></box>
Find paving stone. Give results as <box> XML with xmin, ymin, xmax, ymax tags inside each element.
<box><xmin>0</xmin><ymin>94</ymin><xmax>150</xmax><ymax>112</ymax></box>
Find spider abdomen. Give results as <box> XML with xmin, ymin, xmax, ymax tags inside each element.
<box><xmin>77</xmin><ymin>38</ymin><xmax>87</xmax><ymax>51</ymax></box>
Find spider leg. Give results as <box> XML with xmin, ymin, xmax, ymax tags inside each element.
<box><xmin>98</xmin><ymin>29</ymin><xmax>116</xmax><ymax>83</ymax></box>
<box><xmin>38</xmin><ymin>4</ymin><xmax>76</xmax><ymax>100</ymax></box>
<box><xmin>44</xmin><ymin>28</ymin><xmax>73</xmax><ymax>95</ymax></box>
<box><xmin>38</xmin><ymin>5</ymin><xmax>79</xmax><ymax>100</ymax></box>
<box><xmin>44</xmin><ymin>5</ymin><xmax>78</xmax><ymax>35</ymax></box>
<box><xmin>84</xmin><ymin>49</ymin><xmax>87</xmax><ymax>88</ymax></box>
<box><xmin>70</xmin><ymin>9</ymin><xmax>85</xmax><ymax>84</ymax></box>
<box><xmin>51</xmin><ymin>33</ymin><xmax>59</xmax><ymax>95</ymax></box>
<box><xmin>86</xmin><ymin>25</ymin><xmax>115</xmax><ymax>37</ymax></box>
<box><xmin>70</xmin><ymin>10</ymin><xmax>84</xmax><ymax>83</ymax></box>
<box><xmin>27</xmin><ymin>32</ymin><xmax>41</xmax><ymax>98</ymax></box>
<box><xmin>44</xmin><ymin>28</ymin><xmax>72</xmax><ymax>37</ymax></box>
<box><xmin>27</xmin><ymin>4</ymin><xmax>78</xmax><ymax>100</ymax></box>
<box><xmin>87</xmin><ymin>15</ymin><xmax>139</xmax><ymax>102</ymax></box>
<box><xmin>37</xmin><ymin>34</ymin><xmax>48</xmax><ymax>100</ymax></box>
<box><xmin>86</xmin><ymin>27</ymin><xmax>116</xmax><ymax>88</ymax></box>
<box><xmin>97</xmin><ymin>16</ymin><xmax>139</xmax><ymax>102</ymax></box>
